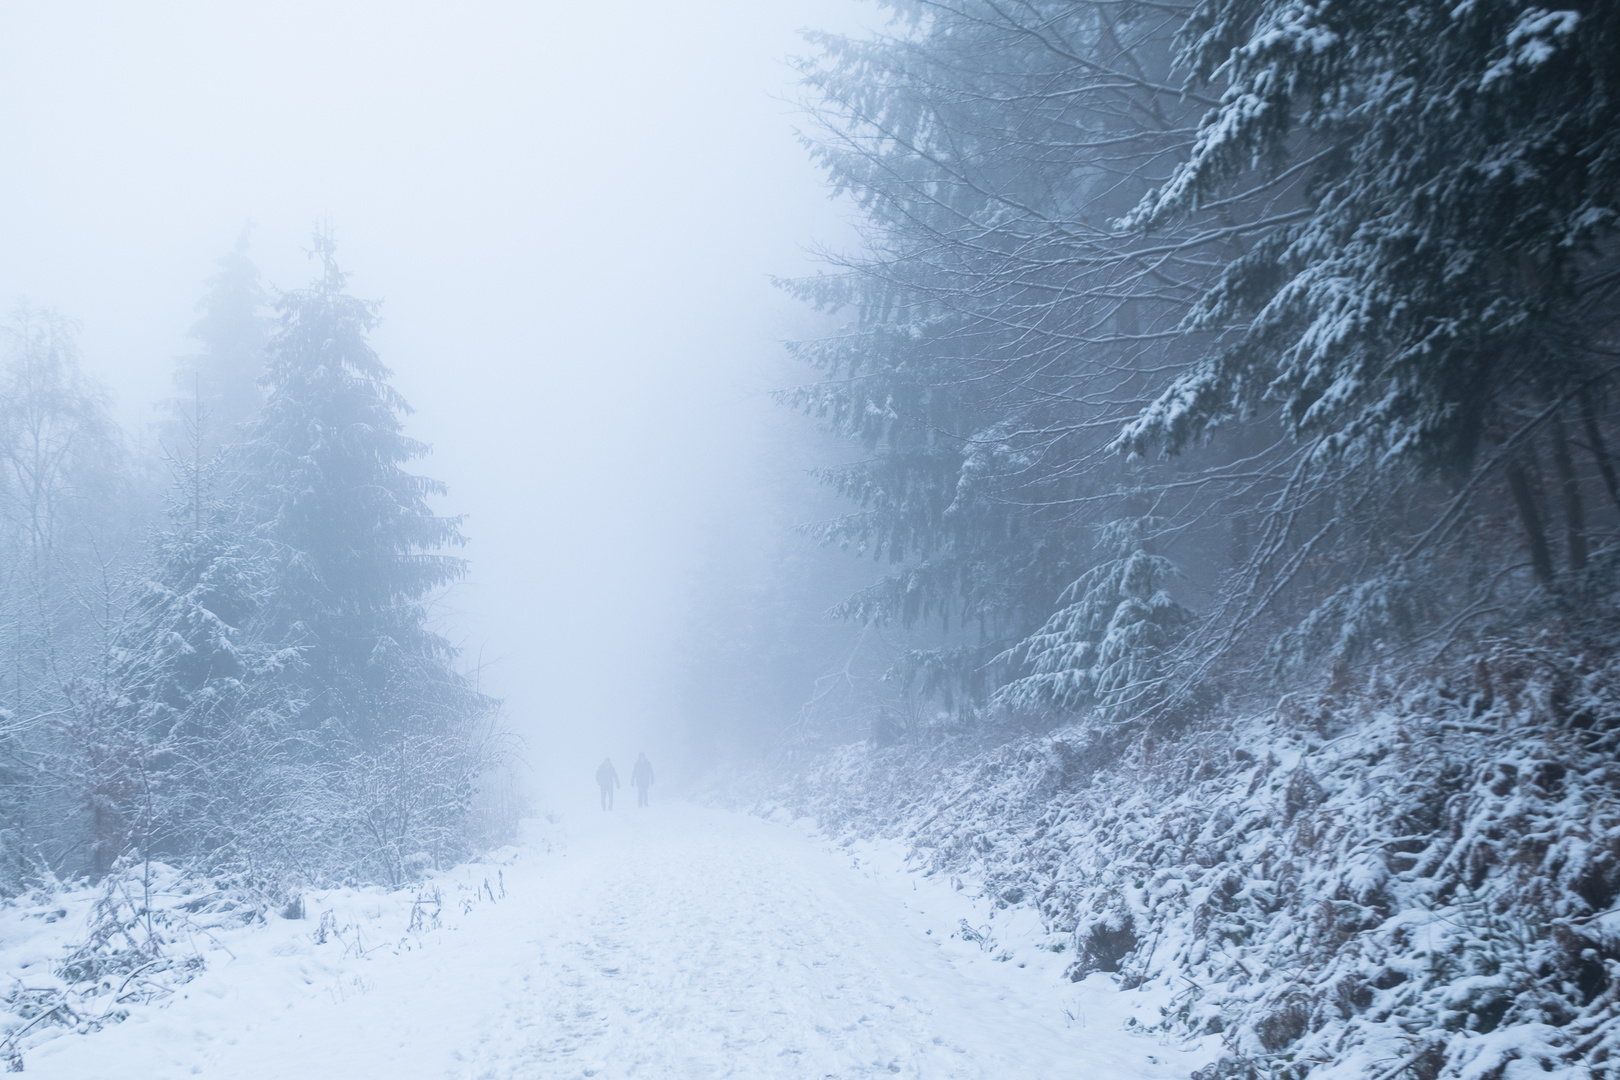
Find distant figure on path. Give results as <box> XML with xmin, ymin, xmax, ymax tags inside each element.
<box><xmin>631</xmin><ymin>752</ymin><xmax>654</xmax><ymax>807</ymax></box>
<box><xmin>596</xmin><ymin>757</ymin><xmax>620</xmax><ymax>810</ymax></box>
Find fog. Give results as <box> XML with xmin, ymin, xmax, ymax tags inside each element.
<box><xmin>0</xmin><ymin>0</ymin><xmax>857</xmax><ymax>801</ymax></box>
<box><xmin>6</xmin><ymin>5</ymin><xmax>1620</xmax><ymax>1074</ymax></box>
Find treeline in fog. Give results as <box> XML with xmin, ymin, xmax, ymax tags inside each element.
<box><xmin>693</xmin><ymin>5</ymin><xmax>1620</xmax><ymax>1075</ymax></box>
<box><xmin>0</xmin><ymin>230</ymin><xmax>510</xmax><ymax>895</ymax></box>
<box><xmin>688</xmin><ymin>0</ymin><xmax>1620</xmax><ymax>750</ymax></box>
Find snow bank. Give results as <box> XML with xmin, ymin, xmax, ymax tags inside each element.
<box><xmin>5</xmin><ymin>806</ymin><xmax>1212</xmax><ymax>1078</ymax></box>
<box><xmin>0</xmin><ymin>831</ymin><xmax>532</xmax><ymax>1074</ymax></box>
<box><xmin>747</xmin><ymin>640</ymin><xmax>1620</xmax><ymax>1079</ymax></box>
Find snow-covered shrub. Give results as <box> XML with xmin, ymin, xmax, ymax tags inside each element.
<box><xmin>998</xmin><ymin>517</ymin><xmax>1194</xmax><ymax>722</ymax></box>
<box><xmin>767</xmin><ymin>639</ymin><xmax>1620</xmax><ymax>1078</ymax></box>
<box><xmin>0</xmin><ymin>860</ymin><xmax>229</xmax><ymax>1067</ymax></box>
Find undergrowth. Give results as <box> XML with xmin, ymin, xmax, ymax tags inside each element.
<box><xmin>759</xmin><ymin>639</ymin><xmax>1620</xmax><ymax>1079</ymax></box>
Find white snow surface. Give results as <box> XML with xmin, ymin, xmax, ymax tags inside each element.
<box><xmin>12</xmin><ymin>803</ymin><xmax>1213</xmax><ymax>1078</ymax></box>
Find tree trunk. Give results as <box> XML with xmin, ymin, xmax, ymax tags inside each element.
<box><xmin>1550</xmin><ymin>415</ymin><xmax>1588</xmax><ymax>572</ymax></box>
<box><xmin>1506</xmin><ymin>456</ymin><xmax>1555</xmax><ymax>586</ymax></box>
<box><xmin>1579</xmin><ymin>389</ymin><xmax>1620</xmax><ymax>511</ymax></box>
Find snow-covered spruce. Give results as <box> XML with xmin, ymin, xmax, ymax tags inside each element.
<box><xmin>752</xmin><ymin>642</ymin><xmax>1620</xmax><ymax>1079</ymax></box>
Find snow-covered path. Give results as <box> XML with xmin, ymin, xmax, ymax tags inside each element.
<box><xmin>26</xmin><ymin>805</ymin><xmax>1211</xmax><ymax>1079</ymax></box>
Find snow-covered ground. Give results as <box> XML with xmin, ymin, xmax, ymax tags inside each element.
<box><xmin>12</xmin><ymin>803</ymin><xmax>1213</xmax><ymax>1078</ymax></box>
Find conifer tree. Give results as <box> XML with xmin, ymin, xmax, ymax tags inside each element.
<box><xmin>166</xmin><ymin>231</ymin><xmax>270</xmax><ymax>453</ymax></box>
<box><xmin>84</xmin><ymin>421</ymin><xmax>301</xmax><ymax>874</ymax></box>
<box><xmin>785</xmin><ymin>0</ymin><xmax>1620</xmax><ymax>730</ymax></box>
<box><xmin>997</xmin><ymin>517</ymin><xmax>1193</xmax><ymax>720</ymax></box>
<box><xmin>235</xmin><ymin>228</ymin><xmax>471</xmax><ymax>748</ymax></box>
<box><xmin>1116</xmin><ymin>0</ymin><xmax>1620</xmax><ymax>588</ymax></box>
<box><xmin>224</xmin><ymin>229</ymin><xmax>496</xmax><ymax>882</ymax></box>
<box><xmin>59</xmin><ymin>233</ymin><xmax>502</xmax><ymax>887</ymax></box>
<box><xmin>786</xmin><ymin>1</ymin><xmax>1214</xmax><ymax>721</ymax></box>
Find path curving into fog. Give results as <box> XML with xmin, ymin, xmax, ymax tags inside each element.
<box><xmin>29</xmin><ymin>805</ymin><xmax>1209</xmax><ymax>1080</ymax></box>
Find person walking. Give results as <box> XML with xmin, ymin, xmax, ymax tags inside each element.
<box><xmin>631</xmin><ymin>752</ymin><xmax>654</xmax><ymax>807</ymax></box>
<box><xmin>596</xmin><ymin>757</ymin><xmax>620</xmax><ymax>810</ymax></box>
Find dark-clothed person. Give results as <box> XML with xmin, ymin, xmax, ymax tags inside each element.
<box><xmin>596</xmin><ymin>757</ymin><xmax>620</xmax><ymax>810</ymax></box>
<box><xmin>631</xmin><ymin>753</ymin><xmax>654</xmax><ymax>807</ymax></box>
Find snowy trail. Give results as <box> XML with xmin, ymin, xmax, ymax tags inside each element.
<box><xmin>26</xmin><ymin>805</ymin><xmax>1211</xmax><ymax>1079</ymax></box>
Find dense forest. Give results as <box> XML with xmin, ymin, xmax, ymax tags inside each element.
<box><xmin>3</xmin><ymin>1</ymin><xmax>1619</xmax><ymax>1075</ymax></box>
<box><xmin>0</xmin><ymin>230</ymin><xmax>512</xmax><ymax>898</ymax></box>
<box><xmin>688</xmin><ymin>2</ymin><xmax>1620</xmax><ymax>1077</ymax></box>
<box><xmin>693</xmin><ymin>0</ymin><xmax>1620</xmax><ymax>749</ymax></box>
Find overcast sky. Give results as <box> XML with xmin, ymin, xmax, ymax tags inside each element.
<box><xmin>0</xmin><ymin>0</ymin><xmax>862</xmax><ymax>804</ymax></box>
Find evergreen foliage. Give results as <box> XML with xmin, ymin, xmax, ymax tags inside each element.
<box><xmin>238</xmin><ymin>231</ymin><xmax>471</xmax><ymax>746</ymax></box>
<box><xmin>0</xmin><ymin>234</ymin><xmax>509</xmax><ymax>895</ymax></box>
<box><xmin>1120</xmin><ymin>0</ymin><xmax>1620</xmax><ymax>471</ymax></box>
<box><xmin>164</xmin><ymin>230</ymin><xmax>270</xmax><ymax>452</ymax></box>
<box><xmin>781</xmin><ymin>0</ymin><xmax>1620</xmax><ymax>734</ymax></box>
<box><xmin>998</xmin><ymin>517</ymin><xmax>1194</xmax><ymax>719</ymax></box>
<box><xmin>782</xmin><ymin>0</ymin><xmax>1214</xmax><ymax>716</ymax></box>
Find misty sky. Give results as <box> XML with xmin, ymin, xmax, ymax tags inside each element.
<box><xmin>0</xmin><ymin>0</ymin><xmax>860</xmax><ymax>800</ymax></box>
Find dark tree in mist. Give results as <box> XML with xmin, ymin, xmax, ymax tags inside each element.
<box><xmin>221</xmin><ymin>231</ymin><xmax>499</xmax><ymax>882</ymax></box>
<box><xmin>237</xmin><ymin>231</ymin><xmax>471</xmax><ymax>747</ymax></box>
<box><xmin>165</xmin><ymin>231</ymin><xmax>270</xmax><ymax>452</ymax></box>
<box><xmin>1117</xmin><ymin>0</ymin><xmax>1620</xmax><ymax>649</ymax></box>
<box><xmin>763</xmin><ymin>0</ymin><xmax>1620</xmax><ymax>743</ymax></box>
<box><xmin>782</xmin><ymin>0</ymin><xmax>1229</xmax><ymax>722</ymax></box>
<box><xmin>0</xmin><ymin>235</ymin><xmax>512</xmax><ymax>893</ymax></box>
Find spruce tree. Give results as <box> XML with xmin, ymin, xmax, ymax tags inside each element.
<box><xmin>165</xmin><ymin>231</ymin><xmax>270</xmax><ymax>453</ymax></box>
<box><xmin>224</xmin><ymin>230</ymin><xmax>496</xmax><ymax>882</ymax></box>
<box><xmin>72</xmin><ymin>233</ymin><xmax>500</xmax><ymax>887</ymax></box>
<box><xmin>236</xmin><ymin>229</ymin><xmax>470</xmax><ymax>748</ymax></box>
<box><xmin>786</xmin><ymin>0</ymin><xmax>1620</xmax><ymax>725</ymax></box>
<box><xmin>1116</xmin><ymin>0</ymin><xmax>1620</xmax><ymax>583</ymax></box>
<box><xmin>77</xmin><ymin>478</ymin><xmax>296</xmax><ymax>875</ymax></box>
<box><xmin>786</xmin><ymin>2</ymin><xmax>1210</xmax><ymax>721</ymax></box>
<box><xmin>997</xmin><ymin>517</ymin><xmax>1193</xmax><ymax>720</ymax></box>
